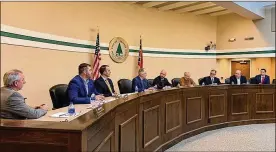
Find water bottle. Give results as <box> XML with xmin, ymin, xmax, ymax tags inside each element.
<box><xmin>231</xmin><ymin>81</ymin><xmax>234</xmax><ymax>85</ymax></box>
<box><xmin>202</xmin><ymin>82</ymin><xmax>205</xmax><ymax>86</ymax></box>
<box><xmin>247</xmin><ymin>80</ymin><xmax>250</xmax><ymax>85</ymax></box>
<box><xmin>68</xmin><ymin>102</ymin><xmax>75</xmax><ymax>116</ymax></box>
<box><xmin>135</xmin><ymin>86</ymin><xmax>138</xmax><ymax>93</ymax></box>
<box><xmin>91</xmin><ymin>93</ymin><xmax>96</xmax><ymax>103</ymax></box>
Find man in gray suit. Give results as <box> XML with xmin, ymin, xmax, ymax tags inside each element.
<box><xmin>1</xmin><ymin>69</ymin><xmax>48</xmax><ymax>119</ymax></box>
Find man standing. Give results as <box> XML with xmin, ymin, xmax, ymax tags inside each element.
<box><xmin>255</xmin><ymin>69</ymin><xmax>270</xmax><ymax>84</ymax></box>
<box><xmin>199</xmin><ymin>69</ymin><xmax>221</xmax><ymax>85</ymax></box>
<box><xmin>152</xmin><ymin>70</ymin><xmax>171</xmax><ymax>89</ymax></box>
<box><xmin>180</xmin><ymin>72</ymin><xmax>196</xmax><ymax>87</ymax></box>
<box><xmin>132</xmin><ymin>68</ymin><xmax>152</xmax><ymax>92</ymax></box>
<box><xmin>229</xmin><ymin>70</ymin><xmax>247</xmax><ymax>85</ymax></box>
<box><xmin>1</xmin><ymin>69</ymin><xmax>48</xmax><ymax>119</ymax></box>
<box><xmin>67</xmin><ymin>63</ymin><xmax>105</xmax><ymax>104</ymax></box>
<box><xmin>94</xmin><ymin>65</ymin><xmax>117</xmax><ymax>97</ymax></box>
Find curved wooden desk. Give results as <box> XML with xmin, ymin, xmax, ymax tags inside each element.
<box><xmin>1</xmin><ymin>85</ymin><xmax>275</xmax><ymax>152</ymax></box>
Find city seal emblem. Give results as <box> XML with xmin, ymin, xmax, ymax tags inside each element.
<box><xmin>109</xmin><ymin>37</ymin><xmax>129</xmax><ymax>63</ymax></box>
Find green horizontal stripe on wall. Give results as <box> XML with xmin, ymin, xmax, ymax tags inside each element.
<box><xmin>216</xmin><ymin>50</ymin><xmax>276</xmax><ymax>55</ymax></box>
<box><xmin>1</xmin><ymin>31</ymin><xmax>275</xmax><ymax>56</ymax></box>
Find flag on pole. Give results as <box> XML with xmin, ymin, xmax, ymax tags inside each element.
<box><xmin>138</xmin><ymin>36</ymin><xmax>143</xmax><ymax>69</ymax></box>
<box><xmin>92</xmin><ymin>31</ymin><xmax>101</xmax><ymax>80</ymax></box>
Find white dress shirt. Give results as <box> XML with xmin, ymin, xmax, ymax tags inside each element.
<box><xmin>237</xmin><ymin>78</ymin><xmax>241</xmax><ymax>85</ymax></box>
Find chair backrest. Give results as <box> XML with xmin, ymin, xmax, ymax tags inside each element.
<box><xmin>249</xmin><ymin>77</ymin><xmax>257</xmax><ymax>84</ymax></box>
<box><xmin>272</xmin><ymin>79</ymin><xmax>276</xmax><ymax>84</ymax></box>
<box><xmin>225</xmin><ymin>78</ymin><xmax>230</xmax><ymax>84</ymax></box>
<box><xmin>171</xmin><ymin>78</ymin><xmax>180</xmax><ymax>87</ymax></box>
<box><xmin>49</xmin><ymin>84</ymin><xmax>69</xmax><ymax>109</ymax></box>
<box><xmin>118</xmin><ymin>79</ymin><xmax>132</xmax><ymax>94</ymax></box>
<box><xmin>198</xmin><ymin>78</ymin><xmax>203</xmax><ymax>84</ymax></box>
<box><xmin>148</xmin><ymin>79</ymin><xmax>154</xmax><ymax>87</ymax></box>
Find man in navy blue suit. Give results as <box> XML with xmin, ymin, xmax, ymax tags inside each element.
<box><xmin>199</xmin><ymin>69</ymin><xmax>221</xmax><ymax>85</ymax></box>
<box><xmin>67</xmin><ymin>63</ymin><xmax>105</xmax><ymax>104</ymax></box>
<box><xmin>229</xmin><ymin>70</ymin><xmax>247</xmax><ymax>85</ymax></box>
<box><xmin>255</xmin><ymin>69</ymin><xmax>270</xmax><ymax>84</ymax></box>
<box><xmin>94</xmin><ymin>65</ymin><xmax>117</xmax><ymax>97</ymax></box>
<box><xmin>132</xmin><ymin>68</ymin><xmax>153</xmax><ymax>92</ymax></box>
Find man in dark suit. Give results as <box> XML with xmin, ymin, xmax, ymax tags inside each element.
<box><xmin>255</xmin><ymin>69</ymin><xmax>270</xmax><ymax>84</ymax></box>
<box><xmin>132</xmin><ymin>68</ymin><xmax>153</xmax><ymax>92</ymax></box>
<box><xmin>67</xmin><ymin>63</ymin><xmax>104</xmax><ymax>104</ymax></box>
<box><xmin>94</xmin><ymin>65</ymin><xmax>117</xmax><ymax>97</ymax></box>
<box><xmin>1</xmin><ymin>69</ymin><xmax>48</xmax><ymax>119</ymax></box>
<box><xmin>199</xmin><ymin>69</ymin><xmax>221</xmax><ymax>85</ymax></box>
<box><xmin>229</xmin><ymin>70</ymin><xmax>247</xmax><ymax>85</ymax></box>
<box><xmin>153</xmin><ymin>70</ymin><xmax>171</xmax><ymax>89</ymax></box>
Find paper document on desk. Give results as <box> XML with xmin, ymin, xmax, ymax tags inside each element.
<box><xmin>50</xmin><ymin>112</ymin><xmax>80</xmax><ymax>118</ymax></box>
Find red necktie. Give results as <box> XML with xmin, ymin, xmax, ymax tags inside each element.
<box><xmin>261</xmin><ymin>77</ymin><xmax>265</xmax><ymax>84</ymax></box>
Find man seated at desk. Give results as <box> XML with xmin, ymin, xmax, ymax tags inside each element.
<box><xmin>199</xmin><ymin>69</ymin><xmax>221</xmax><ymax>85</ymax></box>
<box><xmin>152</xmin><ymin>70</ymin><xmax>171</xmax><ymax>89</ymax></box>
<box><xmin>67</xmin><ymin>63</ymin><xmax>104</xmax><ymax>104</ymax></box>
<box><xmin>94</xmin><ymin>65</ymin><xmax>117</xmax><ymax>97</ymax></box>
<box><xmin>132</xmin><ymin>68</ymin><xmax>153</xmax><ymax>92</ymax></box>
<box><xmin>255</xmin><ymin>69</ymin><xmax>270</xmax><ymax>84</ymax></box>
<box><xmin>1</xmin><ymin>69</ymin><xmax>48</xmax><ymax>119</ymax></box>
<box><xmin>229</xmin><ymin>70</ymin><xmax>247</xmax><ymax>85</ymax></box>
<box><xmin>180</xmin><ymin>72</ymin><xmax>196</xmax><ymax>87</ymax></box>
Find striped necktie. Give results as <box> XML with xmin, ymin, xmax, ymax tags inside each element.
<box><xmin>104</xmin><ymin>79</ymin><xmax>113</xmax><ymax>94</ymax></box>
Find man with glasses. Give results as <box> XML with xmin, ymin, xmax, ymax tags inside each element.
<box><xmin>199</xmin><ymin>69</ymin><xmax>221</xmax><ymax>85</ymax></box>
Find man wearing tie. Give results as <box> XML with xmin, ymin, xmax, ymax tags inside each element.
<box><xmin>132</xmin><ymin>68</ymin><xmax>152</xmax><ymax>92</ymax></box>
<box><xmin>229</xmin><ymin>70</ymin><xmax>247</xmax><ymax>85</ymax></box>
<box><xmin>199</xmin><ymin>69</ymin><xmax>221</xmax><ymax>85</ymax></box>
<box><xmin>255</xmin><ymin>69</ymin><xmax>270</xmax><ymax>84</ymax></box>
<box><xmin>94</xmin><ymin>65</ymin><xmax>116</xmax><ymax>97</ymax></box>
<box><xmin>152</xmin><ymin>70</ymin><xmax>171</xmax><ymax>89</ymax></box>
<box><xmin>67</xmin><ymin>63</ymin><xmax>105</xmax><ymax>104</ymax></box>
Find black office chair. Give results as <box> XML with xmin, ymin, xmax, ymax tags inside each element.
<box><xmin>272</xmin><ymin>79</ymin><xmax>276</xmax><ymax>84</ymax></box>
<box><xmin>198</xmin><ymin>78</ymin><xmax>203</xmax><ymax>84</ymax></box>
<box><xmin>171</xmin><ymin>78</ymin><xmax>180</xmax><ymax>87</ymax></box>
<box><xmin>148</xmin><ymin>79</ymin><xmax>154</xmax><ymax>87</ymax></box>
<box><xmin>118</xmin><ymin>79</ymin><xmax>132</xmax><ymax>94</ymax></box>
<box><xmin>249</xmin><ymin>77</ymin><xmax>257</xmax><ymax>84</ymax></box>
<box><xmin>49</xmin><ymin>84</ymin><xmax>69</xmax><ymax>110</ymax></box>
<box><xmin>225</xmin><ymin>78</ymin><xmax>230</xmax><ymax>84</ymax></box>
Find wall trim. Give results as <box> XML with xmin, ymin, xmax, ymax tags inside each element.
<box><xmin>1</xmin><ymin>24</ymin><xmax>275</xmax><ymax>59</ymax></box>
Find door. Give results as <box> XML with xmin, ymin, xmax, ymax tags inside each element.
<box><xmin>231</xmin><ymin>60</ymin><xmax>250</xmax><ymax>80</ymax></box>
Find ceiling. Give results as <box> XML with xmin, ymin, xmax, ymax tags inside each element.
<box><xmin>130</xmin><ymin>1</ymin><xmax>233</xmax><ymax>17</ymax></box>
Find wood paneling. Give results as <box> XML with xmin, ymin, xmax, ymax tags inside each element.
<box><xmin>1</xmin><ymin>85</ymin><xmax>275</xmax><ymax>152</ymax></box>
<box><xmin>142</xmin><ymin>105</ymin><xmax>160</xmax><ymax>148</ymax></box>
<box><xmin>119</xmin><ymin>114</ymin><xmax>138</xmax><ymax>152</ymax></box>
<box><xmin>231</xmin><ymin>93</ymin><xmax>249</xmax><ymax>115</ymax></box>
<box><xmin>209</xmin><ymin>94</ymin><xmax>226</xmax><ymax>119</ymax></box>
<box><xmin>255</xmin><ymin>93</ymin><xmax>274</xmax><ymax>113</ymax></box>
<box><xmin>165</xmin><ymin>100</ymin><xmax>181</xmax><ymax>134</ymax></box>
<box><xmin>186</xmin><ymin>97</ymin><xmax>202</xmax><ymax>124</ymax></box>
<box><xmin>94</xmin><ymin>132</ymin><xmax>114</xmax><ymax>152</ymax></box>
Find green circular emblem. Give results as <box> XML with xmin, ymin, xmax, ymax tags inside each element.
<box><xmin>109</xmin><ymin>37</ymin><xmax>129</xmax><ymax>63</ymax></box>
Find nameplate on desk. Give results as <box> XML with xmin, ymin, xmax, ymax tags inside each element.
<box><xmin>93</xmin><ymin>105</ymin><xmax>105</xmax><ymax>117</ymax></box>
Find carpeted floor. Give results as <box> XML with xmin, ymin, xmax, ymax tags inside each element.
<box><xmin>166</xmin><ymin>123</ymin><xmax>275</xmax><ymax>151</ymax></box>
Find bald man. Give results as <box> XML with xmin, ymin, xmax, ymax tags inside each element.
<box><xmin>180</xmin><ymin>72</ymin><xmax>196</xmax><ymax>87</ymax></box>
<box><xmin>229</xmin><ymin>70</ymin><xmax>247</xmax><ymax>85</ymax></box>
<box><xmin>153</xmin><ymin>70</ymin><xmax>171</xmax><ymax>89</ymax></box>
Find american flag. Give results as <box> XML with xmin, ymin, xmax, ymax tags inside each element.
<box><xmin>138</xmin><ymin>36</ymin><xmax>143</xmax><ymax>69</ymax></box>
<box><xmin>92</xmin><ymin>32</ymin><xmax>101</xmax><ymax>80</ymax></box>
